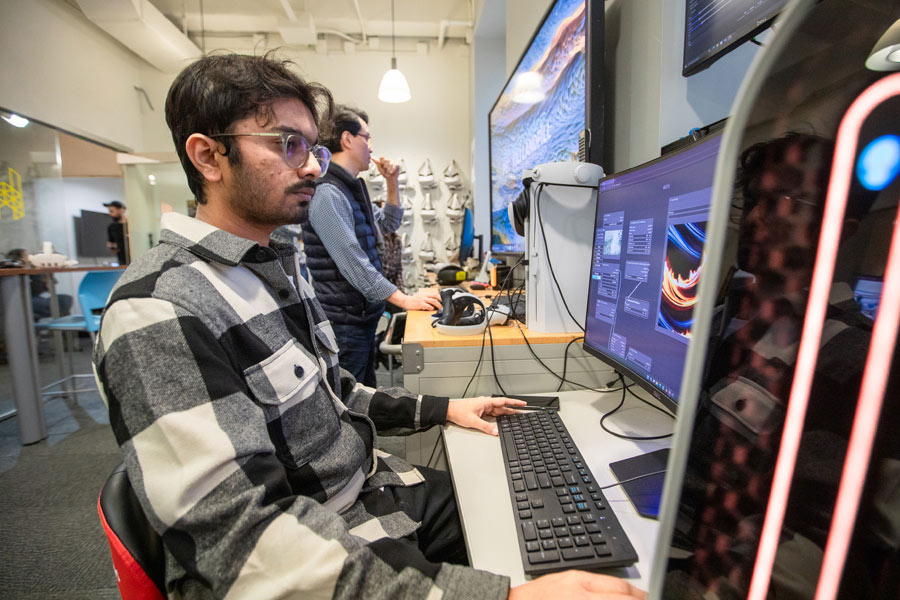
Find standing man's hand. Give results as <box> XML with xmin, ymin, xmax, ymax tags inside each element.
<box><xmin>446</xmin><ymin>396</ymin><xmax>526</xmax><ymax>435</ymax></box>
<box><xmin>372</xmin><ymin>157</ymin><xmax>400</xmax><ymax>187</ymax></box>
<box><xmin>387</xmin><ymin>288</ymin><xmax>442</xmax><ymax>311</ymax></box>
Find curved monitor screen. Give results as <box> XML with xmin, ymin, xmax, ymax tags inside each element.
<box><xmin>583</xmin><ymin>133</ymin><xmax>721</xmax><ymax>410</ymax></box>
<box><xmin>489</xmin><ymin>0</ymin><xmax>586</xmax><ymax>253</ymax></box>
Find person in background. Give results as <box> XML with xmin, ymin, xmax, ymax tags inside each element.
<box><xmin>302</xmin><ymin>105</ymin><xmax>440</xmax><ymax>386</ymax></box>
<box><xmin>5</xmin><ymin>248</ymin><xmax>72</xmax><ymax>320</ymax></box>
<box><xmin>104</xmin><ymin>200</ymin><xmax>129</xmax><ymax>265</ymax></box>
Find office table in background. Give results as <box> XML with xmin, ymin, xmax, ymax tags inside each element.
<box><xmin>443</xmin><ymin>389</ymin><xmax>672</xmax><ymax>590</ymax></box>
<box><xmin>0</xmin><ymin>265</ymin><xmax>124</xmax><ymax>445</ymax></box>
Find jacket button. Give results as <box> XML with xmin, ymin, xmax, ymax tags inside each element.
<box><xmin>279</xmin><ymin>289</ymin><xmax>290</xmax><ymax>299</ymax></box>
<box><xmin>294</xmin><ymin>365</ymin><xmax>304</xmax><ymax>378</ymax></box>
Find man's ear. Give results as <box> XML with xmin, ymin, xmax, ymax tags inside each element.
<box><xmin>340</xmin><ymin>130</ymin><xmax>354</xmax><ymax>153</ymax></box>
<box><xmin>185</xmin><ymin>134</ymin><xmax>225</xmax><ymax>184</ymax></box>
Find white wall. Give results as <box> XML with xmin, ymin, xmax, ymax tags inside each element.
<box><xmin>472</xmin><ymin>0</ymin><xmax>507</xmax><ymax>251</ymax></box>
<box><xmin>605</xmin><ymin>0</ymin><xmax>759</xmax><ymax>172</ymax></box>
<box><xmin>0</xmin><ymin>0</ymin><xmax>149</xmax><ymax>151</ymax></box>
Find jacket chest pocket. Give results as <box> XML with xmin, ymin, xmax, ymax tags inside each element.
<box><xmin>243</xmin><ymin>340</ymin><xmax>339</xmax><ymax>466</ymax></box>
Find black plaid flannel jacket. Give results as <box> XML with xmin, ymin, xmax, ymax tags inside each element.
<box><xmin>93</xmin><ymin>212</ymin><xmax>508</xmax><ymax>599</ymax></box>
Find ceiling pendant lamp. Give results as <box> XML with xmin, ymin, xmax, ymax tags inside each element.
<box><xmin>378</xmin><ymin>0</ymin><xmax>411</xmax><ymax>103</ymax></box>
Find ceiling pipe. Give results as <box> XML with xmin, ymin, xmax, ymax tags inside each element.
<box><xmin>439</xmin><ymin>20</ymin><xmax>473</xmax><ymax>49</ymax></box>
<box><xmin>75</xmin><ymin>0</ymin><xmax>202</xmax><ymax>72</ymax></box>
<box><xmin>352</xmin><ymin>0</ymin><xmax>368</xmax><ymax>43</ymax></box>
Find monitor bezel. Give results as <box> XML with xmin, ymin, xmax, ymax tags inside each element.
<box><xmin>488</xmin><ymin>0</ymin><xmax>604</xmax><ymax>256</ymax></box>
<box><xmin>682</xmin><ymin>0</ymin><xmax>787</xmax><ymax>77</ymax></box>
<box><xmin>581</xmin><ymin>131</ymin><xmax>724</xmax><ymax>415</ymax></box>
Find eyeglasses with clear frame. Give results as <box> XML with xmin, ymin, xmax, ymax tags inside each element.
<box><xmin>354</xmin><ymin>131</ymin><xmax>373</xmax><ymax>147</ymax></box>
<box><xmin>210</xmin><ymin>132</ymin><xmax>332</xmax><ymax>174</ymax></box>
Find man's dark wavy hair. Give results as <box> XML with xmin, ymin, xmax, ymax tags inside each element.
<box><xmin>165</xmin><ymin>52</ymin><xmax>333</xmax><ymax>204</ymax></box>
<box><xmin>320</xmin><ymin>105</ymin><xmax>369</xmax><ymax>155</ymax></box>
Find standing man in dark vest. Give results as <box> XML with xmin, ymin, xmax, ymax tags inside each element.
<box><xmin>303</xmin><ymin>105</ymin><xmax>441</xmax><ymax>385</ymax></box>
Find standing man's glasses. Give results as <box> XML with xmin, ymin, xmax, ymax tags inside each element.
<box><xmin>354</xmin><ymin>131</ymin><xmax>373</xmax><ymax>146</ymax></box>
<box><xmin>210</xmin><ymin>132</ymin><xmax>332</xmax><ymax>174</ymax></box>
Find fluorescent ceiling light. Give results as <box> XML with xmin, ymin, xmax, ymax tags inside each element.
<box><xmin>2</xmin><ymin>113</ymin><xmax>29</xmax><ymax>128</ymax></box>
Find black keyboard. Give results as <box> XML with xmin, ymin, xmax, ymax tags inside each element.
<box><xmin>498</xmin><ymin>410</ymin><xmax>638</xmax><ymax>576</ymax></box>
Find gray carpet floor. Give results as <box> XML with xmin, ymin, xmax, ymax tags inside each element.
<box><xmin>0</xmin><ymin>336</ymin><xmax>405</xmax><ymax>598</ymax></box>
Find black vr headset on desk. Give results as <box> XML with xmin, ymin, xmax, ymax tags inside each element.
<box><xmin>431</xmin><ymin>288</ymin><xmax>510</xmax><ymax>336</ymax></box>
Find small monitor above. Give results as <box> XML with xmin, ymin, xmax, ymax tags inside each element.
<box><xmin>683</xmin><ymin>0</ymin><xmax>788</xmax><ymax>76</ymax></box>
<box><xmin>583</xmin><ymin>133</ymin><xmax>722</xmax><ymax>412</ymax></box>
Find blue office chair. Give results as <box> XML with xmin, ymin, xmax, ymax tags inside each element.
<box><xmin>36</xmin><ymin>270</ymin><xmax>122</xmax><ymax>397</ymax></box>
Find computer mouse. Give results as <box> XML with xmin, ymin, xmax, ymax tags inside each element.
<box><xmin>469</xmin><ymin>282</ymin><xmax>487</xmax><ymax>290</ymax></box>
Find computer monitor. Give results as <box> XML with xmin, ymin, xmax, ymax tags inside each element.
<box><xmin>583</xmin><ymin>132</ymin><xmax>722</xmax><ymax>414</ymax></box>
<box><xmin>458</xmin><ymin>207</ymin><xmax>475</xmax><ymax>263</ymax></box>
<box><xmin>683</xmin><ymin>0</ymin><xmax>788</xmax><ymax>76</ymax></box>
<box><xmin>489</xmin><ymin>0</ymin><xmax>604</xmax><ymax>254</ymax></box>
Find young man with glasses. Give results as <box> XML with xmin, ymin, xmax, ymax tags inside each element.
<box><xmin>93</xmin><ymin>53</ymin><xmax>644</xmax><ymax>600</ymax></box>
<box><xmin>303</xmin><ymin>104</ymin><xmax>441</xmax><ymax>386</ymax></box>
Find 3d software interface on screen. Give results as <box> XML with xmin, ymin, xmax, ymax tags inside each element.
<box><xmin>584</xmin><ymin>135</ymin><xmax>721</xmax><ymax>401</ymax></box>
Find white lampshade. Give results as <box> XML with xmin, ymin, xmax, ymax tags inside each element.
<box><xmin>867</xmin><ymin>18</ymin><xmax>900</xmax><ymax>71</ymax></box>
<box><xmin>378</xmin><ymin>59</ymin><xmax>411</xmax><ymax>103</ymax></box>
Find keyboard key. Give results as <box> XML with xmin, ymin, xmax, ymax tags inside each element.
<box><xmin>576</xmin><ymin>502</ymin><xmax>589</xmax><ymax>511</ymax></box>
<box><xmin>525</xmin><ymin>473</ymin><xmax>538</xmax><ymax>490</ymax></box>
<box><xmin>559</xmin><ymin>496</ymin><xmax>572</xmax><ymax>505</ymax></box>
<box><xmin>556</xmin><ymin>489</ymin><xmax>568</xmax><ymax>497</ymax></box>
<box><xmin>551</xmin><ymin>517</ymin><xmax>565</xmax><ymax>527</ymax></box>
<box><xmin>519</xmin><ymin>510</ymin><xmax>532</xmax><ymax>519</ymax></box>
<box><xmin>557</xmin><ymin>536</ymin><xmax>573</xmax><ymax>548</ymax></box>
<box><xmin>531</xmin><ymin>498</ymin><xmax>544</xmax><ymax>509</ymax></box>
<box><xmin>538</xmin><ymin>474</ymin><xmax>552</xmax><ymax>488</ymax></box>
<box><xmin>528</xmin><ymin>550</ymin><xmax>559</xmax><ymax>565</ymax></box>
<box><xmin>582</xmin><ymin>513</ymin><xmax>596</xmax><ymax>523</ymax></box>
<box><xmin>516</xmin><ymin>494</ymin><xmax>527</xmax><ymax>502</ymax></box>
<box><xmin>566</xmin><ymin>516</ymin><xmax>581</xmax><ymax>526</ymax></box>
<box><xmin>514</xmin><ymin>481</ymin><xmax>525</xmax><ymax>493</ymax></box>
<box><xmin>562</xmin><ymin>504</ymin><xmax>576</xmax><ymax>513</ymax></box>
<box><xmin>590</xmin><ymin>534</ymin><xmax>605</xmax><ymax>544</ymax></box>
<box><xmin>574</xmin><ymin>535</ymin><xmax>590</xmax><ymax>547</ymax></box>
<box><xmin>586</xmin><ymin>523</ymin><xmax>601</xmax><ymax>533</ymax></box>
<box><xmin>539</xmin><ymin>529</ymin><xmax>553</xmax><ymax>539</ymax></box>
<box><xmin>517</xmin><ymin>501</ymin><xmax>529</xmax><ymax>510</ymax></box>
<box><xmin>561</xmin><ymin>546</ymin><xmax>594</xmax><ymax>561</ymax></box>
<box><xmin>525</xmin><ymin>541</ymin><xmax>540</xmax><ymax>552</ymax></box>
<box><xmin>569</xmin><ymin>525</ymin><xmax>585</xmax><ymax>536</ymax></box>
<box><xmin>551</xmin><ymin>476</ymin><xmax>565</xmax><ymax>487</ymax></box>
<box><xmin>536</xmin><ymin>519</ymin><xmax>550</xmax><ymax>529</ymax></box>
<box><xmin>522</xmin><ymin>521</ymin><xmax>537</xmax><ymax>541</ymax></box>
<box><xmin>553</xmin><ymin>527</ymin><xmax>568</xmax><ymax>537</ymax></box>
<box><xmin>595</xmin><ymin>545</ymin><xmax>612</xmax><ymax>558</ymax></box>
<box><xmin>541</xmin><ymin>539</ymin><xmax>557</xmax><ymax>550</ymax></box>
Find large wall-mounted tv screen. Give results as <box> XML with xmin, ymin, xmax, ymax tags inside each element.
<box><xmin>489</xmin><ymin>0</ymin><xmax>591</xmax><ymax>254</ymax></box>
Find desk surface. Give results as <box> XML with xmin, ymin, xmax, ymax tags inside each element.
<box><xmin>443</xmin><ymin>389</ymin><xmax>673</xmax><ymax>590</ymax></box>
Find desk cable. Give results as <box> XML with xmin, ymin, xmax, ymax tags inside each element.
<box><xmin>600</xmin><ymin>374</ymin><xmax>675</xmax><ymax>441</ymax></box>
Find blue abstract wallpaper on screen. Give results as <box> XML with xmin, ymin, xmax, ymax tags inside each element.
<box><xmin>490</xmin><ymin>0</ymin><xmax>586</xmax><ymax>253</ymax></box>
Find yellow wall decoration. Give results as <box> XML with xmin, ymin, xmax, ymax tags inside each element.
<box><xmin>0</xmin><ymin>168</ymin><xmax>25</xmax><ymax>220</ymax></box>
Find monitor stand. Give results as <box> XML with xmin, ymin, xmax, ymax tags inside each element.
<box><xmin>608</xmin><ymin>448</ymin><xmax>670</xmax><ymax>520</ymax></box>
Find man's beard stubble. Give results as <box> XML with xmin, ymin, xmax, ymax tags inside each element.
<box><xmin>226</xmin><ymin>153</ymin><xmax>317</xmax><ymax>227</ymax></box>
